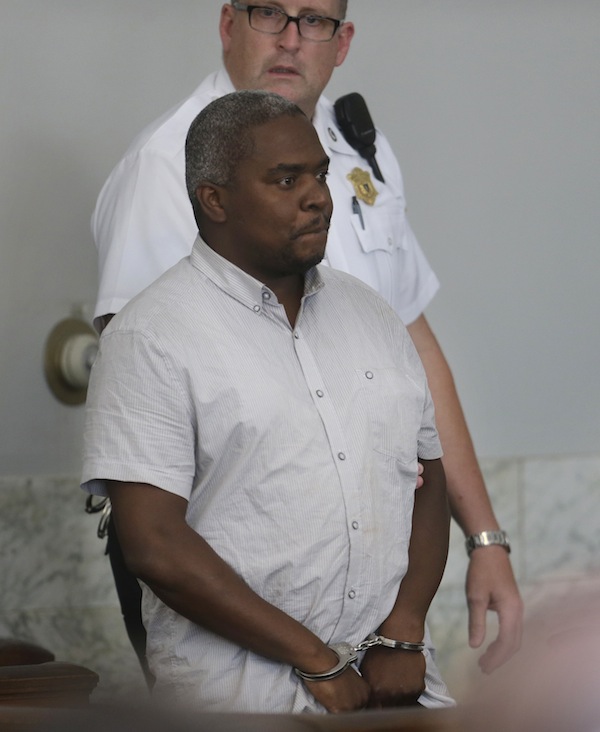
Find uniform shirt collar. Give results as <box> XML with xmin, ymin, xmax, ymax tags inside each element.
<box><xmin>312</xmin><ymin>94</ymin><xmax>357</xmax><ymax>157</ymax></box>
<box><xmin>214</xmin><ymin>68</ymin><xmax>237</xmax><ymax>96</ymax></box>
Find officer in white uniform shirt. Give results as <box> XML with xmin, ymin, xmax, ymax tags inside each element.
<box><xmin>91</xmin><ymin>0</ymin><xmax>522</xmax><ymax>680</ymax></box>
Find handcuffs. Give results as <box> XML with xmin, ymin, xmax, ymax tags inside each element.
<box><xmin>85</xmin><ymin>495</ymin><xmax>112</xmax><ymax>539</ymax></box>
<box><xmin>294</xmin><ymin>633</ymin><xmax>425</xmax><ymax>682</ymax></box>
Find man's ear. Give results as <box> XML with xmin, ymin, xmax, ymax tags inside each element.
<box><xmin>196</xmin><ymin>184</ymin><xmax>227</xmax><ymax>224</ymax></box>
<box><xmin>334</xmin><ymin>21</ymin><xmax>355</xmax><ymax>68</ymax></box>
<box><xmin>219</xmin><ymin>3</ymin><xmax>235</xmax><ymax>53</ymax></box>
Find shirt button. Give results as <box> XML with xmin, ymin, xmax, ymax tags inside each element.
<box><xmin>316</xmin><ymin>390</ymin><xmax>324</xmax><ymax>398</ymax></box>
<box><xmin>348</xmin><ymin>590</ymin><xmax>356</xmax><ymax>599</ymax></box>
<box><xmin>365</xmin><ymin>371</ymin><xmax>374</xmax><ymax>380</ymax></box>
<box><xmin>253</xmin><ymin>305</ymin><xmax>261</xmax><ymax>313</ymax></box>
<box><xmin>294</xmin><ymin>332</ymin><xmax>300</xmax><ymax>339</ymax></box>
<box><xmin>337</xmin><ymin>452</ymin><xmax>346</xmax><ymax>461</ymax></box>
<box><xmin>352</xmin><ymin>521</ymin><xmax>359</xmax><ymax>530</ymax></box>
<box><xmin>262</xmin><ymin>291</ymin><xmax>271</xmax><ymax>300</ymax></box>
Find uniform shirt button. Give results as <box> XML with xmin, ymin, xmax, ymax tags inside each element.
<box><xmin>365</xmin><ymin>371</ymin><xmax>374</xmax><ymax>380</ymax></box>
<box><xmin>348</xmin><ymin>590</ymin><xmax>356</xmax><ymax>599</ymax></box>
<box><xmin>253</xmin><ymin>305</ymin><xmax>261</xmax><ymax>313</ymax></box>
<box><xmin>338</xmin><ymin>452</ymin><xmax>346</xmax><ymax>461</ymax></box>
<box><xmin>316</xmin><ymin>390</ymin><xmax>324</xmax><ymax>398</ymax></box>
<box><xmin>262</xmin><ymin>291</ymin><xmax>271</xmax><ymax>300</ymax></box>
<box><xmin>352</xmin><ymin>521</ymin><xmax>359</xmax><ymax>530</ymax></box>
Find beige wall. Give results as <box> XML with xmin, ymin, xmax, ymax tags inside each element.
<box><xmin>1</xmin><ymin>1</ymin><xmax>599</xmax><ymax>474</ymax></box>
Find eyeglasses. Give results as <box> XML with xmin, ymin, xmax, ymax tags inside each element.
<box><xmin>231</xmin><ymin>2</ymin><xmax>343</xmax><ymax>42</ymax></box>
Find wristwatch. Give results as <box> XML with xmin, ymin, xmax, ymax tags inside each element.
<box><xmin>465</xmin><ymin>530</ymin><xmax>511</xmax><ymax>556</ymax></box>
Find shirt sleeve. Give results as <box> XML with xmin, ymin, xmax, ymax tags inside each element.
<box><xmin>417</xmin><ymin>385</ymin><xmax>443</xmax><ymax>461</ymax></box>
<box><xmin>91</xmin><ymin>147</ymin><xmax>197</xmax><ymax>331</ymax></box>
<box><xmin>81</xmin><ymin>328</ymin><xmax>196</xmax><ymax>500</ymax></box>
<box><xmin>399</xmin><ymin>322</ymin><xmax>443</xmax><ymax>460</ymax></box>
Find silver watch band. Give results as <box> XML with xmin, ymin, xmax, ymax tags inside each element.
<box><xmin>465</xmin><ymin>530</ymin><xmax>511</xmax><ymax>556</ymax></box>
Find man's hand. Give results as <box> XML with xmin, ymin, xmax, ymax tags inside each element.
<box><xmin>304</xmin><ymin>667</ymin><xmax>370</xmax><ymax>713</ymax></box>
<box><xmin>416</xmin><ymin>462</ymin><xmax>424</xmax><ymax>489</ymax></box>
<box><xmin>466</xmin><ymin>546</ymin><xmax>523</xmax><ymax>673</ymax></box>
<box><xmin>359</xmin><ymin>646</ymin><xmax>425</xmax><ymax>708</ymax></box>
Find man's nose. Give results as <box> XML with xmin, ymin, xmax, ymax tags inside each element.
<box><xmin>303</xmin><ymin>179</ymin><xmax>332</xmax><ymax>213</ymax></box>
<box><xmin>277</xmin><ymin>19</ymin><xmax>302</xmax><ymax>51</ymax></box>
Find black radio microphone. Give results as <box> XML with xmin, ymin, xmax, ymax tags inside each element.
<box><xmin>334</xmin><ymin>92</ymin><xmax>385</xmax><ymax>183</ymax></box>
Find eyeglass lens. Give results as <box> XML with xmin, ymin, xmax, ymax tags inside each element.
<box><xmin>249</xmin><ymin>6</ymin><xmax>338</xmax><ymax>41</ymax></box>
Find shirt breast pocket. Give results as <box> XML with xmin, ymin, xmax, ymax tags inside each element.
<box><xmin>355</xmin><ymin>366</ymin><xmax>423</xmax><ymax>468</ymax></box>
<box><xmin>350</xmin><ymin>201</ymin><xmax>408</xmax><ymax>255</ymax></box>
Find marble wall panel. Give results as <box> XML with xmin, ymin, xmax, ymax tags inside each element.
<box><xmin>522</xmin><ymin>454</ymin><xmax>600</xmax><ymax>581</ymax></box>
<box><xmin>0</xmin><ymin>476</ymin><xmax>115</xmax><ymax>610</ymax></box>
<box><xmin>0</xmin><ymin>476</ymin><xmax>147</xmax><ymax>700</ymax></box>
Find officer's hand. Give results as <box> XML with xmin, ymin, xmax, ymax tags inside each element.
<box><xmin>467</xmin><ymin>546</ymin><xmax>523</xmax><ymax>673</ymax></box>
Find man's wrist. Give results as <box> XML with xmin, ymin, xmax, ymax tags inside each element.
<box><xmin>294</xmin><ymin>642</ymin><xmax>358</xmax><ymax>681</ymax></box>
<box><xmin>465</xmin><ymin>530</ymin><xmax>511</xmax><ymax>556</ymax></box>
<box><xmin>367</xmin><ymin>633</ymin><xmax>424</xmax><ymax>652</ymax></box>
<box><xmin>378</xmin><ymin>615</ymin><xmax>425</xmax><ymax>643</ymax></box>
<box><xmin>291</xmin><ymin>640</ymin><xmax>339</xmax><ymax>677</ymax></box>
<box><xmin>294</xmin><ymin>631</ymin><xmax>428</xmax><ymax>682</ymax></box>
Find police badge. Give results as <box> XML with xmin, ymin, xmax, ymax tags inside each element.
<box><xmin>347</xmin><ymin>167</ymin><xmax>378</xmax><ymax>206</ymax></box>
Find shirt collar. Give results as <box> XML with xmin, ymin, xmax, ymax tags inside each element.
<box><xmin>312</xmin><ymin>95</ymin><xmax>357</xmax><ymax>157</ymax></box>
<box><xmin>190</xmin><ymin>236</ymin><xmax>324</xmax><ymax>310</ymax></box>
<box><xmin>214</xmin><ymin>68</ymin><xmax>237</xmax><ymax>96</ymax></box>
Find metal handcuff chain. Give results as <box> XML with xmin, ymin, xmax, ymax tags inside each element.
<box><xmin>85</xmin><ymin>495</ymin><xmax>112</xmax><ymax>539</ymax></box>
<box><xmin>294</xmin><ymin>633</ymin><xmax>425</xmax><ymax>682</ymax></box>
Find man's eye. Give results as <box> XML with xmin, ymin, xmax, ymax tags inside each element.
<box><xmin>303</xmin><ymin>15</ymin><xmax>323</xmax><ymax>27</ymax></box>
<box><xmin>280</xmin><ymin>176</ymin><xmax>295</xmax><ymax>186</ymax></box>
<box><xmin>258</xmin><ymin>7</ymin><xmax>280</xmax><ymax>19</ymax></box>
<box><xmin>316</xmin><ymin>170</ymin><xmax>329</xmax><ymax>182</ymax></box>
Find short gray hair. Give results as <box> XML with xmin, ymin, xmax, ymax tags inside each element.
<box><xmin>185</xmin><ymin>90</ymin><xmax>305</xmax><ymax>198</ymax></box>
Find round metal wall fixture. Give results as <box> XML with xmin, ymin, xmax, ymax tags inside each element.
<box><xmin>44</xmin><ymin>318</ymin><xmax>99</xmax><ymax>406</ymax></box>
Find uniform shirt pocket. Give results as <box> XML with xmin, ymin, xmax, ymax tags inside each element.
<box><xmin>350</xmin><ymin>202</ymin><xmax>408</xmax><ymax>255</ymax></box>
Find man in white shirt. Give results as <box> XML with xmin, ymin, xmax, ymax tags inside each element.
<box><xmin>82</xmin><ymin>91</ymin><xmax>452</xmax><ymax>713</ymax></box>
<box><xmin>92</xmin><ymin>0</ymin><xmax>522</xmax><ymax>677</ymax></box>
